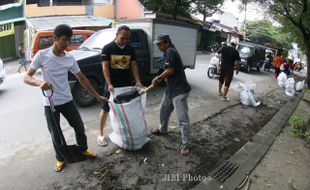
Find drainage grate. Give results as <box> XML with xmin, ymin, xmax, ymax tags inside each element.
<box><xmin>208</xmin><ymin>161</ymin><xmax>239</xmax><ymax>182</ymax></box>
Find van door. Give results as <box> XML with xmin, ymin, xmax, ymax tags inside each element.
<box><xmin>130</xmin><ymin>29</ymin><xmax>150</xmax><ymax>81</ymax></box>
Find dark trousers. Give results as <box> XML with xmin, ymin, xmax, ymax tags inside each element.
<box><xmin>44</xmin><ymin>101</ymin><xmax>88</xmax><ymax>161</ymax></box>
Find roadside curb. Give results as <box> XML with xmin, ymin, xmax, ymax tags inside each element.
<box><xmin>192</xmin><ymin>89</ymin><xmax>305</xmax><ymax>190</ymax></box>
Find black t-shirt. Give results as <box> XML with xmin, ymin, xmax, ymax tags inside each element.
<box><xmin>164</xmin><ymin>45</ymin><xmax>191</xmax><ymax>98</ymax></box>
<box><xmin>218</xmin><ymin>46</ymin><xmax>240</xmax><ymax>69</ymax></box>
<box><xmin>101</xmin><ymin>41</ymin><xmax>136</xmax><ymax>87</ymax></box>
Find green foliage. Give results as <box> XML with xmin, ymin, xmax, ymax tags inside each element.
<box><xmin>289</xmin><ymin>114</ymin><xmax>305</xmax><ymax>138</ymax></box>
<box><xmin>289</xmin><ymin>114</ymin><xmax>310</xmax><ymax>142</ymax></box>
<box><xmin>138</xmin><ymin>0</ymin><xmax>225</xmax><ymax>20</ymax></box>
<box><xmin>192</xmin><ymin>0</ymin><xmax>225</xmax><ymax>21</ymax></box>
<box><xmin>240</xmin><ymin>19</ymin><xmax>293</xmax><ymax>49</ymax></box>
<box><xmin>138</xmin><ymin>0</ymin><xmax>192</xmax><ymax>18</ymax></box>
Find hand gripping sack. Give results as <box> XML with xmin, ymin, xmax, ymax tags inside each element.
<box><xmin>109</xmin><ymin>87</ymin><xmax>149</xmax><ymax>150</ymax></box>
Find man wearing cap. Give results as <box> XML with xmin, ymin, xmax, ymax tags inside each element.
<box><xmin>151</xmin><ymin>33</ymin><xmax>191</xmax><ymax>156</ymax></box>
<box><xmin>218</xmin><ymin>40</ymin><xmax>240</xmax><ymax>101</ymax></box>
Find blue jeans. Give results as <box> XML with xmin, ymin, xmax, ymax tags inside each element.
<box><xmin>159</xmin><ymin>92</ymin><xmax>191</xmax><ymax>146</ymax></box>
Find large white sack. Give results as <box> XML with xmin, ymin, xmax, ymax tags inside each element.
<box><xmin>109</xmin><ymin>86</ymin><xmax>149</xmax><ymax>150</ymax></box>
<box><xmin>277</xmin><ymin>72</ymin><xmax>287</xmax><ymax>88</ymax></box>
<box><xmin>296</xmin><ymin>80</ymin><xmax>305</xmax><ymax>92</ymax></box>
<box><xmin>235</xmin><ymin>82</ymin><xmax>261</xmax><ymax>107</ymax></box>
<box><xmin>285</xmin><ymin>78</ymin><xmax>295</xmax><ymax>96</ymax></box>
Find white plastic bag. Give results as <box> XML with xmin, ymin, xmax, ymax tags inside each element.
<box><xmin>235</xmin><ymin>82</ymin><xmax>261</xmax><ymax>107</ymax></box>
<box><xmin>109</xmin><ymin>86</ymin><xmax>149</xmax><ymax>150</ymax></box>
<box><xmin>285</xmin><ymin>78</ymin><xmax>295</xmax><ymax>96</ymax></box>
<box><xmin>277</xmin><ymin>72</ymin><xmax>287</xmax><ymax>88</ymax></box>
<box><xmin>296</xmin><ymin>80</ymin><xmax>305</xmax><ymax>92</ymax></box>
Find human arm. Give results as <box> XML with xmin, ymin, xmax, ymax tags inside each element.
<box><xmin>24</xmin><ymin>68</ymin><xmax>51</xmax><ymax>90</ymax></box>
<box><xmin>101</xmin><ymin>60</ymin><xmax>113</xmax><ymax>92</ymax></box>
<box><xmin>151</xmin><ymin>67</ymin><xmax>174</xmax><ymax>87</ymax></box>
<box><xmin>235</xmin><ymin>60</ymin><xmax>240</xmax><ymax>75</ymax></box>
<box><xmin>74</xmin><ymin>72</ymin><xmax>109</xmax><ymax>103</ymax></box>
<box><xmin>130</xmin><ymin>60</ymin><xmax>143</xmax><ymax>88</ymax></box>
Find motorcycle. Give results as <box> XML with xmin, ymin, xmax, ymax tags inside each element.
<box><xmin>263</xmin><ymin>57</ymin><xmax>272</xmax><ymax>71</ymax></box>
<box><xmin>207</xmin><ymin>54</ymin><xmax>221</xmax><ymax>78</ymax></box>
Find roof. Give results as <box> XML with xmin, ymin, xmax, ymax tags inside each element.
<box><xmin>26</xmin><ymin>15</ymin><xmax>112</xmax><ymax>31</ymax></box>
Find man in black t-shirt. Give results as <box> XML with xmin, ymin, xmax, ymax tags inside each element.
<box><xmin>218</xmin><ymin>40</ymin><xmax>240</xmax><ymax>101</ymax></box>
<box><xmin>97</xmin><ymin>25</ymin><xmax>143</xmax><ymax>146</ymax></box>
<box><xmin>151</xmin><ymin>33</ymin><xmax>191</xmax><ymax>156</ymax></box>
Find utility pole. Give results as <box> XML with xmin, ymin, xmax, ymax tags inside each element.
<box><xmin>243</xmin><ymin>3</ymin><xmax>247</xmax><ymax>41</ymax></box>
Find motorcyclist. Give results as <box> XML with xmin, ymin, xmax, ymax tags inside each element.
<box><xmin>264</xmin><ymin>52</ymin><xmax>273</xmax><ymax>71</ymax></box>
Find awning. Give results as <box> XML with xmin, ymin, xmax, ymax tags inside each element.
<box><xmin>26</xmin><ymin>15</ymin><xmax>113</xmax><ymax>31</ymax></box>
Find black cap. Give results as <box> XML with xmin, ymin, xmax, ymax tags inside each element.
<box><xmin>153</xmin><ymin>33</ymin><xmax>170</xmax><ymax>44</ymax></box>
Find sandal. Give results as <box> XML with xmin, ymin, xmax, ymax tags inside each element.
<box><xmin>221</xmin><ymin>97</ymin><xmax>230</xmax><ymax>102</ymax></box>
<box><xmin>55</xmin><ymin>160</ymin><xmax>65</xmax><ymax>172</ymax></box>
<box><xmin>180</xmin><ymin>145</ymin><xmax>190</xmax><ymax>156</ymax></box>
<box><xmin>151</xmin><ymin>128</ymin><xmax>166</xmax><ymax>136</ymax></box>
<box><xmin>97</xmin><ymin>136</ymin><xmax>108</xmax><ymax>146</ymax></box>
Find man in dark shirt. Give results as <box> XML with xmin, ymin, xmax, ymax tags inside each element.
<box><xmin>151</xmin><ymin>33</ymin><xmax>191</xmax><ymax>156</ymax></box>
<box><xmin>218</xmin><ymin>40</ymin><xmax>240</xmax><ymax>101</ymax></box>
<box><xmin>98</xmin><ymin>25</ymin><xmax>143</xmax><ymax>146</ymax></box>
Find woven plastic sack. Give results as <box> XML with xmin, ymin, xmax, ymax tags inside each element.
<box><xmin>296</xmin><ymin>80</ymin><xmax>305</xmax><ymax>92</ymax></box>
<box><xmin>109</xmin><ymin>86</ymin><xmax>149</xmax><ymax>150</ymax></box>
<box><xmin>235</xmin><ymin>82</ymin><xmax>261</xmax><ymax>107</ymax></box>
<box><xmin>277</xmin><ymin>72</ymin><xmax>287</xmax><ymax>88</ymax></box>
<box><xmin>285</xmin><ymin>78</ymin><xmax>295</xmax><ymax>96</ymax></box>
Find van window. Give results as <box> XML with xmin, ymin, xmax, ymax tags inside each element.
<box><xmin>80</xmin><ymin>30</ymin><xmax>116</xmax><ymax>50</ymax></box>
<box><xmin>129</xmin><ymin>31</ymin><xmax>141</xmax><ymax>49</ymax></box>
<box><xmin>70</xmin><ymin>34</ymin><xmax>84</xmax><ymax>46</ymax></box>
<box><xmin>39</xmin><ymin>36</ymin><xmax>54</xmax><ymax>49</ymax></box>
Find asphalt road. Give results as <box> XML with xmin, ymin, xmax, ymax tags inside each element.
<box><xmin>0</xmin><ymin>53</ymin><xmax>273</xmax><ymax>160</ymax></box>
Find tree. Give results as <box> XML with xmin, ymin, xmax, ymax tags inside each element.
<box><xmin>138</xmin><ymin>0</ymin><xmax>192</xmax><ymax>19</ymax></box>
<box><xmin>252</xmin><ymin>0</ymin><xmax>310</xmax><ymax>87</ymax></box>
<box><xmin>138</xmin><ymin>0</ymin><xmax>225</xmax><ymax>20</ymax></box>
<box><xmin>192</xmin><ymin>0</ymin><xmax>225</xmax><ymax>22</ymax></box>
<box><xmin>241</xmin><ymin>19</ymin><xmax>293</xmax><ymax>49</ymax></box>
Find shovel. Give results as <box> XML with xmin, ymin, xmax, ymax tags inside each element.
<box><xmin>113</xmin><ymin>84</ymin><xmax>154</xmax><ymax>104</ymax></box>
<box><xmin>42</xmin><ymin>89</ymin><xmax>87</xmax><ymax>163</ymax></box>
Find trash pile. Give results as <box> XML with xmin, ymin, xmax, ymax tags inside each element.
<box><xmin>277</xmin><ymin>72</ymin><xmax>305</xmax><ymax>97</ymax></box>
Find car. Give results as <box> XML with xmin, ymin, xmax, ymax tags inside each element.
<box><xmin>29</xmin><ymin>30</ymin><xmax>95</xmax><ymax>61</ymax></box>
<box><xmin>0</xmin><ymin>58</ymin><xmax>6</xmax><ymax>85</ymax></box>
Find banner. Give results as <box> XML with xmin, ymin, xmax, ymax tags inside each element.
<box><xmin>0</xmin><ymin>23</ymin><xmax>14</xmax><ymax>37</ymax></box>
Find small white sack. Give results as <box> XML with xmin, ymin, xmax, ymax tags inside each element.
<box><xmin>296</xmin><ymin>80</ymin><xmax>305</xmax><ymax>92</ymax></box>
<box><xmin>109</xmin><ymin>86</ymin><xmax>149</xmax><ymax>150</ymax></box>
<box><xmin>277</xmin><ymin>72</ymin><xmax>287</xmax><ymax>88</ymax></box>
<box><xmin>285</xmin><ymin>78</ymin><xmax>295</xmax><ymax>96</ymax></box>
<box><xmin>235</xmin><ymin>82</ymin><xmax>261</xmax><ymax>107</ymax></box>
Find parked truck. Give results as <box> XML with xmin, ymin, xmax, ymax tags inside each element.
<box><xmin>68</xmin><ymin>18</ymin><xmax>199</xmax><ymax>106</ymax></box>
<box><xmin>237</xmin><ymin>41</ymin><xmax>268</xmax><ymax>72</ymax></box>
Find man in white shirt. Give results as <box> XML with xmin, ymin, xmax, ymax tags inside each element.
<box><xmin>24</xmin><ymin>24</ymin><xmax>108</xmax><ymax>172</ymax></box>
